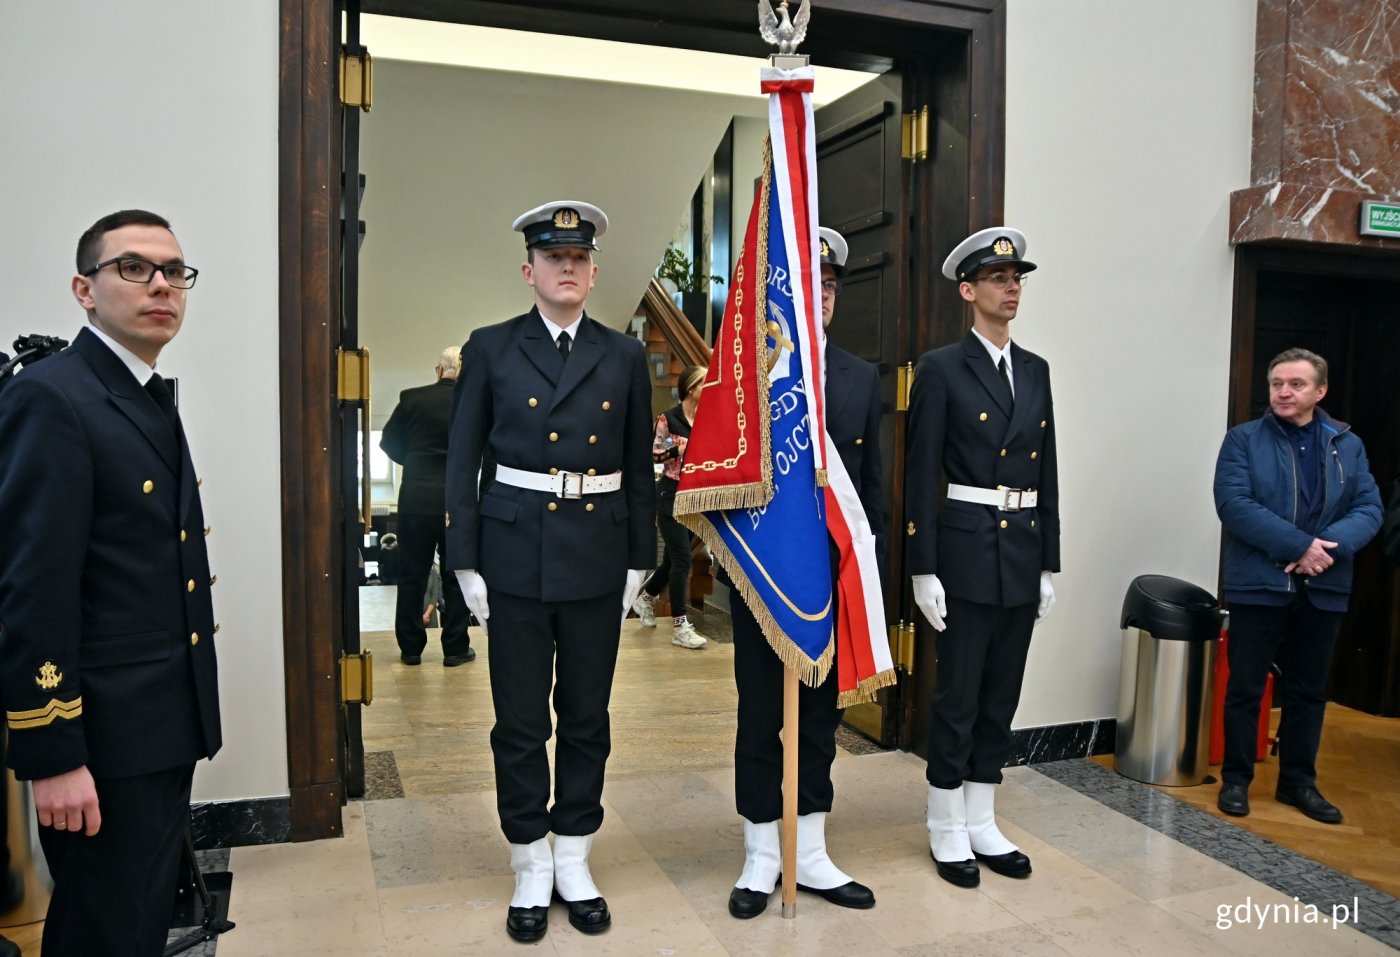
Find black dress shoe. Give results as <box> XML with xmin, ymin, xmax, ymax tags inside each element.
<box><xmin>728</xmin><ymin>885</ymin><xmax>771</xmax><ymax>919</ymax></box>
<box><xmin>400</xmin><ymin>654</ymin><xmax>422</xmax><ymax>666</ymax></box>
<box><xmin>930</xmin><ymin>850</ymin><xmax>980</xmax><ymax>888</ymax></box>
<box><xmin>443</xmin><ymin>647</ymin><xmax>477</xmax><ymax>666</ymax></box>
<box><xmin>796</xmin><ymin>879</ymin><xmax>875</xmax><ymax>909</ymax></box>
<box><xmin>974</xmin><ymin>849</ymin><xmax>1031</xmax><ymax>878</ymax></box>
<box><xmin>1276</xmin><ymin>784</ymin><xmax>1342</xmax><ymax>824</ymax></box>
<box><xmin>556</xmin><ymin>894</ymin><xmax>611</xmax><ymax>934</ymax></box>
<box><xmin>1218</xmin><ymin>783</ymin><xmax>1250</xmax><ymax>817</ymax></box>
<box><xmin>505</xmin><ymin>905</ymin><xmax>548</xmax><ymax>942</ymax></box>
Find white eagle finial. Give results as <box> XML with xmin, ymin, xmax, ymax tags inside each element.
<box><xmin>757</xmin><ymin>0</ymin><xmax>811</xmax><ymax>56</ymax></box>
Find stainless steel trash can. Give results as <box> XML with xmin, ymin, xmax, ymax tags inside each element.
<box><xmin>1116</xmin><ymin>575</ymin><xmax>1222</xmax><ymax>786</ymax></box>
<box><xmin>0</xmin><ymin>740</ymin><xmax>52</xmax><ymax>926</ymax></box>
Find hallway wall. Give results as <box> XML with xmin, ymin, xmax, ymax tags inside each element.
<box><xmin>0</xmin><ymin>1</ymin><xmax>288</xmax><ymax>801</ymax></box>
<box><xmin>1004</xmin><ymin>0</ymin><xmax>1257</xmax><ymax>727</ymax></box>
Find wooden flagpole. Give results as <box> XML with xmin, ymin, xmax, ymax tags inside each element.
<box><xmin>781</xmin><ymin>666</ymin><xmax>799</xmax><ymax>917</ymax></box>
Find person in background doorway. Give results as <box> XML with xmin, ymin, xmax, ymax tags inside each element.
<box><xmin>1213</xmin><ymin>347</ymin><xmax>1381</xmax><ymax>824</ymax></box>
<box><xmin>380</xmin><ymin>346</ymin><xmax>474</xmax><ymax>666</ymax></box>
<box><xmin>633</xmin><ymin>364</ymin><xmax>709</xmax><ymax>649</ymax></box>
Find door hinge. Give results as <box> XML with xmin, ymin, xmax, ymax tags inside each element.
<box><xmin>896</xmin><ymin>361</ymin><xmax>915</xmax><ymax>411</ymax></box>
<box><xmin>901</xmin><ymin>105</ymin><xmax>929</xmax><ymax>161</ymax></box>
<box><xmin>341</xmin><ymin>650</ymin><xmax>374</xmax><ymax>705</ymax></box>
<box><xmin>337</xmin><ymin>347</ymin><xmax>370</xmax><ymax>402</ymax></box>
<box><xmin>340</xmin><ymin>48</ymin><xmax>374</xmax><ymax>111</ymax></box>
<box><xmin>890</xmin><ymin>620</ymin><xmax>917</xmax><ymax>674</ymax></box>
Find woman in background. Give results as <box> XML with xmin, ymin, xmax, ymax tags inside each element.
<box><xmin>633</xmin><ymin>364</ymin><xmax>708</xmax><ymax>649</ymax></box>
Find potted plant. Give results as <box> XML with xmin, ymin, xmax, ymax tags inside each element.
<box><xmin>656</xmin><ymin>246</ymin><xmax>725</xmax><ymax>295</ymax></box>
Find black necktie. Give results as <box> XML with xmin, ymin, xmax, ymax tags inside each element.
<box><xmin>557</xmin><ymin>332</ymin><xmax>571</xmax><ymax>362</ymax></box>
<box><xmin>998</xmin><ymin>355</ymin><xmax>1014</xmax><ymax>407</ymax></box>
<box><xmin>145</xmin><ymin>373</ymin><xmax>179</xmax><ymax>433</ymax></box>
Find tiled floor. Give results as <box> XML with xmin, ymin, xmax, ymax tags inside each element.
<box><xmin>208</xmin><ymin>588</ymin><xmax>1397</xmax><ymax>956</ymax></box>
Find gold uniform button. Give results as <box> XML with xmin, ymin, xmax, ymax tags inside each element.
<box><xmin>586</xmin><ymin>503</ymin><xmax>595</xmax><ymax>512</ymax></box>
<box><xmin>979</xmin><ymin>412</ymin><xmax>988</xmax><ymax>422</ymax></box>
<box><xmin>588</xmin><ymin>435</ymin><xmax>598</xmax><ymax>444</ymax></box>
<box><xmin>180</xmin><ymin>530</ymin><xmax>187</xmax><ymax>542</ymax></box>
<box><xmin>855</xmin><ymin>438</ymin><xmax>864</xmax><ymax>445</ymax></box>
<box><xmin>1000</xmin><ymin>448</ymin><xmax>1007</xmax><ymax>457</ymax></box>
<box><xmin>528</xmin><ymin>397</ymin><xmax>538</xmax><ymax>408</ymax></box>
<box><xmin>1031</xmin><ymin>451</ymin><xmax>1038</xmax><ymax>460</ymax></box>
<box><xmin>1000</xmin><ymin>520</ymin><xmax>1008</xmax><ymax>529</ymax></box>
<box><xmin>906</xmin><ymin>521</ymin><xmax>916</xmax><ymax>536</ymax></box>
<box><xmin>1040</xmin><ymin>420</ymin><xmax>1047</xmax><ymax>428</ymax></box>
<box><xmin>587</xmin><ymin>468</ymin><xmax>596</xmax><ymax>476</ymax></box>
<box><xmin>190</xmin><ymin>632</ymin><xmax>199</xmax><ymax>646</ymax></box>
<box><xmin>547</xmin><ymin>502</ymin><xmax>558</xmax><ymax>512</ymax></box>
<box><xmin>1030</xmin><ymin>520</ymin><xmax>1037</xmax><ymax>528</ymax></box>
<box><xmin>549</xmin><ymin>432</ymin><xmax>559</xmax><ymax>442</ymax></box>
<box><xmin>602</xmin><ymin>401</ymin><xmax>611</xmax><ymax>410</ymax></box>
<box><xmin>142</xmin><ymin>480</ymin><xmax>154</xmax><ymax>494</ymax></box>
<box><xmin>549</xmin><ymin>467</ymin><xmax>559</xmax><ymax>475</ymax></box>
<box><xmin>186</xmin><ymin>579</ymin><xmax>196</xmax><ymax>593</ymax></box>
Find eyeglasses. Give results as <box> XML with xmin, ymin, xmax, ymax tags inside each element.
<box><xmin>84</xmin><ymin>256</ymin><xmax>199</xmax><ymax>289</ymax></box>
<box><xmin>971</xmin><ymin>272</ymin><xmax>1029</xmax><ymax>289</ymax></box>
<box><xmin>821</xmin><ymin>280</ymin><xmax>842</xmax><ymax>295</ymax></box>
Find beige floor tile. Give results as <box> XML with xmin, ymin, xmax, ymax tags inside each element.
<box><xmin>226</xmin><ymin>803</ymin><xmax>377</xmax><ymax>905</ymax></box>
<box><xmin>1032</xmin><ymin>899</ymin><xmax>1222</xmax><ymax>957</ymax></box>
<box><xmin>1154</xmin><ymin>880</ymin><xmax>1396</xmax><ymax>956</ymax></box>
<box><xmin>377</xmin><ymin>875</ymin><xmax>548</xmax><ymax>957</ymax></box>
<box><xmin>896</xmin><ymin>923</ymin><xmax>1074</xmax><ymax>957</ymax></box>
<box><xmin>965</xmin><ymin>822</ymin><xmax>1142</xmax><ymax>924</ymax></box>
<box><xmin>216</xmin><ymin>886</ymin><xmax>389</xmax><ymax>957</ymax></box>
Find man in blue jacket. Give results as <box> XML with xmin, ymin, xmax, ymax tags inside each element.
<box><xmin>1213</xmin><ymin>347</ymin><xmax>1381</xmax><ymax>823</ymax></box>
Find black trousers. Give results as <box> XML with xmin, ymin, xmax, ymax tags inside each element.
<box><xmin>642</xmin><ymin>484</ymin><xmax>693</xmax><ymax>615</ymax></box>
<box><xmin>925</xmin><ymin>596</ymin><xmax>1036</xmax><ymax>789</ymax></box>
<box><xmin>487</xmin><ymin>589</ymin><xmax>622</xmax><ymax>844</ymax></box>
<box><xmin>39</xmin><ymin>764</ymin><xmax>194</xmax><ymax>957</ymax></box>
<box><xmin>730</xmin><ymin>588</ymin><xmax>841</xmax><ymax>823</ymax></box>
<box><xmin>394</xmin><ymin>512</ymin><xmax>471</xmax><ymax>658</ymax></box>
<box><xmin>1222</xmin><ymin>596</ymin><xmax>1343</xmax><ymax>790</ymax></box>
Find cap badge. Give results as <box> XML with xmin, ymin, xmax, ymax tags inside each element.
<box><xmin>35</xmin><ymin>661</ymin><xmax>63</xmax><ymax>691</ymax></box>
<box><xmin>992</xmin><ymin>237</ymin><xmax>1016</xmax><ymax>257</ymax></box>
<box><xmin>820</xmin><ymin>239</ymin><xmax>831</xmax><ymax>257</ymax></box>
<box><xmin>553</xmin><ymin>208</ymin><xmax>580</xmax><ymax>229</ymax></box>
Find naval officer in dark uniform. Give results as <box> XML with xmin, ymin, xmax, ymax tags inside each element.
<box><xmin>445</xmin><ymin>201</ymin><xmax>654</xmax><ymax>942</ymax></box>
<box><xmin>380</xmin><ymin>345</ymin><xmax>474</xmax><ymax>666</ymax></box>
<box><xmin>905</xmin><ymin>227</ymin><xmax>1059</xmax><ymax>888</ymax></box>
<box><xmin>0</xmin><ymin>209</ymin><xmax>221</xmax><ymax>956</ymax></box>
<box><xmin>727</xmin><ymin>227</ymin><xmax>881</xmax><ymax>919</ymax></box>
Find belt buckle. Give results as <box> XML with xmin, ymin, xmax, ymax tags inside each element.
<box><xmin>558</xmin><ymin>471</ymin><xmax>584</xmax><ymax>500</ymax></box>
<box><xmin>1000</xmin><ymin>487</ymin><xmax>1023</xmax><ymax>512</ymax></box>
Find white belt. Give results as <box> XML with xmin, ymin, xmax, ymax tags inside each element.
<box><xmin>495</xmin><ymin>464</ymin><xmax>623</xmax><ymax>499</ymax></box>
<box><xmin>947</xmin><ymin>483</ymin><xmax>1038</xmax><ymax>512</ymax></box>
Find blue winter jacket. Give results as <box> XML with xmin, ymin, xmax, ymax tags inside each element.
<box><xmin>1214</xmin><ymin>409</ymin><xmax>1382</xmax><ymax>603</ymax></box>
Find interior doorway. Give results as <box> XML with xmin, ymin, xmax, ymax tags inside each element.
<box><xmin>280</xmin><ymin>0</ymin><xmax>1008</xmax><ymax>840</ymax></box>
<box><xmin>1231</xmin><ymin>245</ymin><xmax>1400</xmax><ymax>717</ymax></box>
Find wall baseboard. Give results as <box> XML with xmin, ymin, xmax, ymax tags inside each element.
<box><xmin>191</xmin><ymin>797</ymin><xmax>292</xmax><ymax>849</ymax></box>
<box><xmin>1008</xmin><ymin>718</ymin><xmax>1116</xmax><ymax>767</ymax></box>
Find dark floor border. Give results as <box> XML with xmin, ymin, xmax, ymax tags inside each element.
<box><xmin>1033</xmin><ymin>758</ymin><xmax>1400</xmax><ymax>950</ymax></box>
<box><xmin>1008</xmin><ymin>718</ymin><xmax>1116</xmax><ymax>766</ymax></box>
<box><xmin>191</xmin><ymin>796</ymin><xmax>292</xmax><ymax>849</ymax></box>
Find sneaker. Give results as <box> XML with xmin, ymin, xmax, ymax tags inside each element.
<box><xmin>672</xmin><ymin>622</ymin><xmax>707</xmax><ymax>649</ymax></box>
<box><xmin>633</xmin><ymin>594</ymin><xmax>657</xmax><ymax>627</ymax></box>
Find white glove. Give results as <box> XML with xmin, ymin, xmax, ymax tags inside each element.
<box><xmin>1036</xmin><ymin>571</ymin><xmax>1055</xmax><ymax>625</ymax></box>
<box><xmin>455</xmin><ymin>570</ymin><xmax>490</xmax><ymax>634</ymax></box>
<box><xmin>913</xmin><ymin>574</ymin><xmax>947</xmax><ymax>632</ymax></box>
<box><xmin>622</xmin><ymin>569</ymin><xmax>647</xmax><ymax>622</ymax></box>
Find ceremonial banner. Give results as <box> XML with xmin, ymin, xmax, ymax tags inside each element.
<box><xmin>676</xmin><ymin>66</ymin><xmax>894</xmax><ymax>703</ymax></box>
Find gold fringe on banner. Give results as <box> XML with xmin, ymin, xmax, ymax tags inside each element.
<box><xmin>835</xmin><ymin>668</ymin><xmax>899</xmax><ymax>709</ymax></box>
<box><xmin>815</xmin><ymin>468</ymin><xmax>828</xmax><ymax>488</ymax></box>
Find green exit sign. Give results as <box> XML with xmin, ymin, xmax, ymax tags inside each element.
<box><xmin>1360</xmin><ymin>201</ymin><xmax>1400</xmax><ymax>237</ymax></box>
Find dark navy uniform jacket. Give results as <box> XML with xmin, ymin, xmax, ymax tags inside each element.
<box><xmin>0</xmin><ymin>328</ymin><xmax>221</xmax><ymax>781</ymax></box>
<box><xmin>905</xmin><ymin>331</ymin><xmax>1060</xmax><ymax>607</ymax></box>
<box><xmin>825</xmin><ymin>343</ymin><xmax>885</xmax><ymax>566</ymax></box>
<box><xmin>380</xmin><ymin>378</ymin><xmax>454</xmax><ymax>516</ymax></box>
<box><xmin>445</xmin><ymin>309</ymin><xmax>655</xmax><ymax>602</ymax></box>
